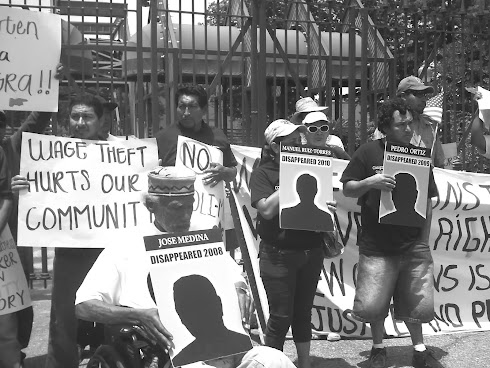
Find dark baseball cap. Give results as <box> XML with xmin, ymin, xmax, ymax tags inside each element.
<box><xmin>0</xmin><ymin>110</ymin><xmax>6</xmax><ymax>127</ymax></box>
<box><xmin>397</xmin><ymin>76</ymin><xmax>434</xmax><ymax>94</ymax></box>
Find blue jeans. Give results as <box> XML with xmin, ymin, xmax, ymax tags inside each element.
<box><xmin>352</xmin><ymin>245</ymin><xmax>434</xmax><ymax>323</ymax></box>
<box><xmin>259</xmin><ymin>243</ymin><xmax>323</xmax><ymax>350</ymax></box>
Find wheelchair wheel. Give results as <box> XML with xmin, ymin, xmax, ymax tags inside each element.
<box><xmin>86</xmin><ymin>345</ymin><xmax>126</xmax><ymax>368</ymax></box>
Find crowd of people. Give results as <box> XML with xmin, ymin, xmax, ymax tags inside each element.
<box><xmin>1</xmin><ymin>66</ymin><xmax>489</xmax><ymax>368</ymax></box>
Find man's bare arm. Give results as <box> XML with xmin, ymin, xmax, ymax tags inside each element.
<box><xmin>76</xmin><ymin>300</ymin><xmax>174</xmax><ymax>350</ymax></box>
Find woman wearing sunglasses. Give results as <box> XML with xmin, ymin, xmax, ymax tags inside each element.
<box><xmin>302</xmin><ymin>111</ymin><xmax>350</xmax><ymax>160</ymax></box>
<box><xmin>250</xmin><ymin>119</ymin><xmax>337</xmax><ymax>368</ymax></box>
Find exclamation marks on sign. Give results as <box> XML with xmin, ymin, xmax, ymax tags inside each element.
<box><xmin>38</xmin><ymin>69</ymin><xmax>52</xmax><ymax>95</ymax></box>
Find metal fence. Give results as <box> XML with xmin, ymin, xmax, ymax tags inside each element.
<box><xmin>2</xmin><ymin>0</ymin><xmax>489</xmax><ymax>283</ymax></box>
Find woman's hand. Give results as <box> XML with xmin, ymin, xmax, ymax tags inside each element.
<box><xmin>326</xmin><ymin>200</ymin><xmax>337</xmax><ymax>213</ymax></box>
<box><xmin>11</xmin><ymin>175</ymin><xmax>29</xmax><ymax>192</ymax></box>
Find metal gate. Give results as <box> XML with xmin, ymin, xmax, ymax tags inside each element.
<box><xmin>2</xmin><ymin>0</ymin><xmax>489</xmax><ymax>282</ymax></box>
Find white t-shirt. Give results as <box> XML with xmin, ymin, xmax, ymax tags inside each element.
<box><xmin>300</xmin><ymin>133</ymin><xmax>345</xmax><ymax>150</ymax></box>
<box><xmin>75</xmin><ymin>227</ymin><xmax>244</xmax><ymax>309</ymax></box>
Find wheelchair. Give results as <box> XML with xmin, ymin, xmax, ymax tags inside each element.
<box><xmin>85</xmin><ymin>324</ymin><xmax>170</xmax><ymax>368</ymax></box>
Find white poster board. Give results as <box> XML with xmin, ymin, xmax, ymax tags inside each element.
<box><xmin>175</xmin><ymin>136</ymin><xmax>225</xmax><ymax>231</ymax></box>
<box><xmin>18</xmin><ymin>133</ymin><xmax>159</xmax><ymax>248</ymax></box>
<box><xmin>0</xmin><ymin>7</ymin><xmax>61</xmax><ymax>112</ymax></box>
<box><xmin>145</xmin><ymin>229</ymin><xmax>252</xmax><ymax>366</ymax></box>
<box><xmin>442</xmin><ymin>142</ymin><xmax>458</xmax><ymax>170</ymax></box>
<box><xmin>0</xmin><ymin>225</ymin><xmax>31</xmax><ymax>316</ymax></box>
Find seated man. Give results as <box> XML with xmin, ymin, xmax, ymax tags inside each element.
<box><xmin>75</xmin><ymin>166</ymin><xmax>295</xmax><ymax>368</ymax></box>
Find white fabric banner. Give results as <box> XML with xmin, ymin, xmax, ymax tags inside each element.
<box><xmin>18</xmin><ymin>133</ymin><xmax>159</xmax><ymax>248</ymax></box>
<box><xmin>0</xmin><ymin>225</ymin><xmax>31</xmax><ymax>316</ymax></box>
<box><xmin>0</xmin><ymin>7</ymin><xmax>61</xmax><ymax>112</ymax></box>
<box><xmin>230</xmin><ymin>144</ymin><xmax>490</xmax><ymax>338</ymax></box>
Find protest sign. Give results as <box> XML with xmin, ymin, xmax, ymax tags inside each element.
<box><xmin>0</xmin><ymin>7</ymin><xmax>61</xmax><ymax>112</ymax></box>
<box><xmin>175</xmin><ymin>136</ymin><xmax>225</xmax><ymax>230</ymax></box>
<box><xmin>145</xmin><ymin>228</ymin><xmax>252</xmax><ymax>366</ymax></box>
<box><xmin>379</xmin><ymin>142</ymin><xmax>431</xmax><ymax>228</ymax></box>
<box><xmin>0</xmin><ymin>225</ymin><xmax>31</xmax><ymax>316</ymax></box>
<box><xmin>477</xmin><ymin>86</ymin><xmax>490</xmax><ymax>130</ymax></box>
<box><xmin>442</xmin><ymin>142</ymin><xmax>458</xmax><ymax>170</ymax></box>
<box><xmin>279</xmin><ymin>143</ymin><xmax>334</xmax><ymax>232</ymax></box>
<box><xmin>17</xmin><ymin>133</ymin><xmax>159</xmax><ymax>248</ymax></box>
<box><xmin>230</xmin><ymin>144</ymin><xmax>490</xmax><ymax>338</ymax></box>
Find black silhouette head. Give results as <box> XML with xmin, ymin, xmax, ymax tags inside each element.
<box><xmin>173</xmin><ymin>275</ymin><xmax>223</xmax><ymax>337</ymax></box>
<box><xmin>296</xmin><ymin>173</ymin><xmax>318</xmax><ymax>201</ymax></box>
<box><xmin>392</xmin><ymin>172</ymin><xmax>418</xmax><ymax>210</ymax></box>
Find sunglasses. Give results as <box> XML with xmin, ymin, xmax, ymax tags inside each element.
<box><xmin>306</xmin><ymin>124</ymin><xmax>329</xmax><ymax>133</ymax></box>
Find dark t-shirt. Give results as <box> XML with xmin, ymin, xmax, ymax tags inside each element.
<box><xmin>250</xmin><ymin>160</ymin><xmax>322</xmax><ymax>250</ymax></box>
<box><xmin>340</xmin><ymin>139</ymin><xmax>438</xmax><ymax>255</ymax></box>
<box><xmin>0</xmin><ymin>146</ymin><xmax>13</xmax><ymax>201</ymax></box>
<box><xmin>155</xmin><ymin>122</ymin><xmax>238</xmax><ymax>167</ymax></box>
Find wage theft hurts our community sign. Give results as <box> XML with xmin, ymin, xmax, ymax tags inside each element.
<box><xmin>17</xmin><ymin>133</ymin><xmax>159</xmax><ymax>248</ymax></box>
<box><xmin>0</xmin><ymin>7</ymin><xmax>61</xmax><ymax>112</ymax></box>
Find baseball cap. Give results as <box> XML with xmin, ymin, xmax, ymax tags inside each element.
<box><xmin>0</xmin><ymin>110</ymin><xmax>6</xmax><ymax>122</ymax></box>
<box><xmin>264</xmin><ymin>119</ymin><xmax>306</xmax><ymax>145</ymax></box>
<box><xmin>302</xmin><ymin>111</ymin><xmax>330</xmax><ymax>125</ymax></box>
<box><xmin>397</xmin><ymin>76</ymin><xmax>434</xmax><ymax>94</ymax></box>
<box><xmin>291</xmin><ymin>97</ymin><xmax>328</xmax><ymax>123</ymax></box>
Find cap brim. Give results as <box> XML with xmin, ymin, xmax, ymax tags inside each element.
<box><xmin>409</xmin><ymin>85</ymin><xmax>434</xmax><ymax>93</ymax></box>
<box><xmin>303</xmin><ymin>119</ymin><xmax>329</xmax><ymax>125</ymax></box>
<box><xmin>103</xmin><ymin>102</ymin><xmax>118</xmax><ymax>111</ymax></box>
<box><xmin>274</xmin><ymin>124</ymin><xmax>306</xmax><ymax>140</ymax></box>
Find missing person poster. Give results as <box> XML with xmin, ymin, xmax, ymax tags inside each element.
<box><xmin>175</xmin><ymin>136</ymin><xmax>225</xmax><ymax>231</ymax></box>
<box><xmin>145</xmin><ymin>229</ymin><xmax>252</xmax><ymax>366</ymax></box>
<box><xmin>279</xmin><ymin>143</ymin><xmax>334</xmax><ymax>232</ymax></box>
<box><xmin>0</xmin><ymin>225</ymin><xmax>31</xmax><ymax>316</ymax></box>
<box><xmin>379</xmin><ymin>142</ymin><xmax>431</xmax><ymax>228</ymax></box>
<box><xmin>0</xmin><ymin>7</ymin><xmax>61</xmax><ymax>112</ymax></box>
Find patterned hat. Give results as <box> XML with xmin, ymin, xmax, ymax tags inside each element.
<box><xmin>148</xmin><ymin>166</ymin><xmax>196</xmax><ymax>196</ymax></box>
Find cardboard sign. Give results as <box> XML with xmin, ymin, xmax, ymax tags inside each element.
<box><xmin>379</xmin><ymin>142</ymin><xmax>431</xmax><ymax>227</ymax></box>
<box><xmin>279</xmin><ymin>143</ymin><xmax>334</xmax><ymax>232</ymax></box>
<box><xmin>18</xmin><ymin>133</ymin><xmax>159</xmax><ymax>248</ymax></box>
<box><xmin>442</xmin><ymin>142</ymin><xmax>458</xmax><ymax>170</ymax></box>
<box><xmin>0</xmin><ymin>7</ymin><xmax>61</xmax><ymax>112</ymax></box>
<box><xmin>145</xmin><ymin>229</ymin><xmax>252</xmax><ymax>366</ymax></box>
<box><xmin>0</xmin><ymin>225</ymin><xmax>31</xmax><ymax>316</ymax></box>
<box><xmin>175</xmin><ymin>136</ymin><xmax>225</xmax><ymax>231</ymax></box>
<box><xmin>477</xmin><ymin>86</ymin><xmax>490</xmax><ymax>130</ymax></box>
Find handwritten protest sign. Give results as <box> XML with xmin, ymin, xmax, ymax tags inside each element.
<box><xmin>18</xmin><ymin>133</ymin><xmax>159</xmax><ymax>248</ymax></box>
<box><xmin>0</xmin><ymin>225</ymin><xmax>31</xmax><ymax>316</ymax></box>
<box><xmin>442</xmin><ymin>142</ymin><xmax>458</xmax><ymax>170</ymax></box>
<box><xmin>175</xmin><ymin>136</ymin><xmax>225</xmax><ymax>230</ymax></box>
<box><xmin>477</xmin><ymin>86</ymin><xmax>490</xmax><ymax>130</ymax></box>
<box><xmin>230</xmin><ymin>145</ymin><xmax>490</xmax><ymax>338</ymax></box>
<box><xmin>0</xmin><ymin>7</ymin><xmax>61</xmax><ymax>112</ymax></box>
<box><xmin>145</xmin><ymin>228</ymin><xmax>252</xmax><ymax>366</ymax></box>
<box><xmin>279</xmin><ymin>143</ymin><xmax>334</xmax><ymax>232</ymax></box>
<box><xmin>380</xmin><ymin>142</ymin><xmax>431</xmax><ymax>227</ymax></box>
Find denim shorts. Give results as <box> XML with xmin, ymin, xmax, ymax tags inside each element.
<box><xmin>352</xmin><ymin>246</ymin><xmax>434</xmax><ymax>324</ymax></box>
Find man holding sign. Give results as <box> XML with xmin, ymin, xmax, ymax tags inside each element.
<box><xmin>75</xmin><ymin>166</ymin><xmax>295</xmax><ymax>368</ymax></box>
<box><xmin>341</xmin><ymin>98</ymin><xmax>443</xmax><ymax>368</ymax></box>
<box><xmin>156</xmin><ymin>84</ymin><xmax>237</xmax><ymax>186</ymax></box>
<box><xmin>12</xmin><ymin>94</ymin><xmax>118</xmax><ymax>368</ymax></box>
